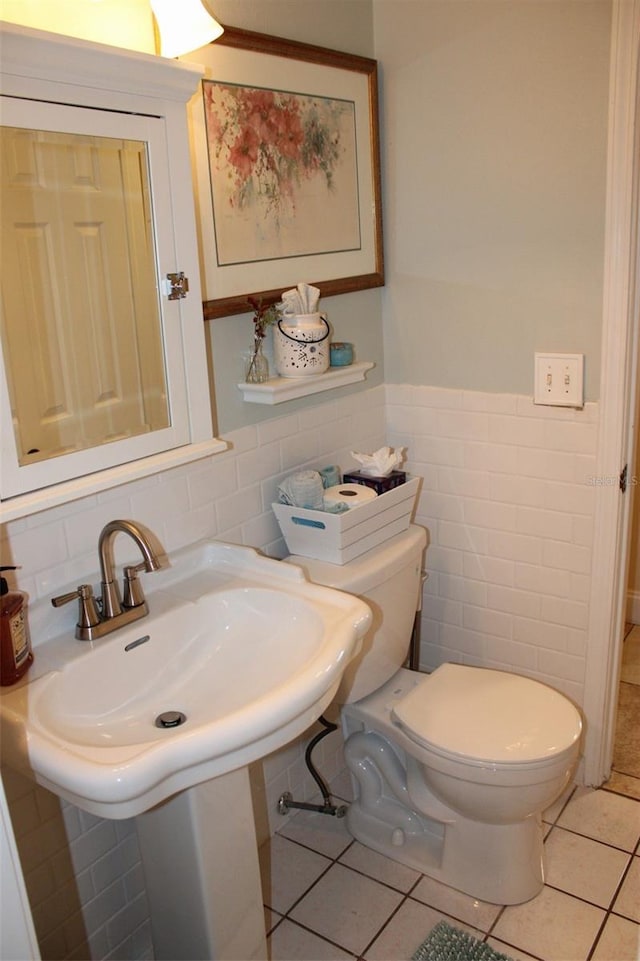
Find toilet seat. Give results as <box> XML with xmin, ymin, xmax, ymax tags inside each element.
<box><xmin>391</xmin><ymin>663</ymin><xmax>582</xmax><ymax>766</ymax></box>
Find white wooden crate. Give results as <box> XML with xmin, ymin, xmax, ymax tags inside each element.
<box><xmin>272</xmin><ymin>476</ymin><xmax>420</xmax><ymax>564</ymax></box>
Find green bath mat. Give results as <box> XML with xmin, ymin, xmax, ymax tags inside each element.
<box><xmin>412</xmin><ymin>921</ymin><xmax>515</xmax><ymax>961</ymax></box>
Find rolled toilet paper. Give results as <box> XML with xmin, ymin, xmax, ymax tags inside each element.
<box><xmin>323</xmin><ymin>483</ymin><xmax>378</xmax><ymax>510</ymax></box>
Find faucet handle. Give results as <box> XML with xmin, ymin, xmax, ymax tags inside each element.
<box><xmin>122</xmin><ymin>563</ymin><xmax>148</xmax><ymax>609</ymax></box>
<box><xmin>52</xmin><ymin>584</ymin><xmax>101</xmax><ymax>631</ymax></box>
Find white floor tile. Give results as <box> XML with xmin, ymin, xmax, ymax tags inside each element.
<box><xmin>339</xmin><ymin>841</ymin><xmax>420</xmax><ymax>893</ymax></box>
<box><xmin>590</xmin><ymin>914</ymin><xmax>640</xmax><ymax>961</ymax></box>
<box><xmin>557</xmin><ymin>787</ymin><xmax>640</xmax><ymax>851</ymax></box>
<box><xmin>265</xmin><ymin>907</ymin><xmax>282</xmax><ymax>935</ymax></box>
<box><xmin>268</xmin><ymin>919</ymin><xmax>354</xmax><ymax>961</ymax></box>
<box><xmin>277</xmin><ymin>807</ymin><xmax>352</xmax><ymax>860</ymax></box>
<box><xmin>542</xmin><ymin>782</ymin><xmax>576</xmax><ymax>825</ymax></box>
<box><xmin>411</xmin><ymin>875</ymin><xmax>502</xmax><ymax>932</ymax></box>
<box><xmin>258</xmin><ymin>785</ymin><xmax>640</xmax><ymax>961</ymax></box>
<box><xmin>543</xmin><ymin>827</ymin><xmax>630</xmax><ymax>907</ymax></box>
<box><xmin>260</xmin><ymin>835</ymin><xmax>331</xmax><ymax>914</ymax></box>
<box><xmin>613</xmin><ymin>855</ymin><xmax>640</xmax><ymax>922</ymax></box>
<box><xmin>486</xmin><ymin>938</ymin><xmax>541</xmax><ymax>961</ymax></box>
<box><xmin>491</xmin><ymin>886</ymin><xmax>605</xmax><ymax>961</ymax></box>
<box><xmin>289</xmin><ymin>862</ymin><xmax>404</xmax><ymax>956</ymax></box>
<box><xmin>364</xmin><ymin>899</ymin><xmax>442</xmax><ymax>961</ymax></box>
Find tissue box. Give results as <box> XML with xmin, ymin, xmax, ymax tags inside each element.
<box><xmin>342</xmin><ymin>469</ymin><xmax>407</xmax><ymax>495</ymax></box>
<box><xmin>273</xmin><ymin>476</ymin><xmax>420</xmax><ymax>564</ymax></box>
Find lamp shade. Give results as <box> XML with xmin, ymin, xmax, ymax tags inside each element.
<box><xmin>150</xmin><ymin>0</ymin><xmax>223</xmax><ymax>57</ymax></box>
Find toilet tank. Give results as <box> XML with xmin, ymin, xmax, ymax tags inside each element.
<box><xmin>284</xmin><ymin>525</ymin><xmax>427</xmax><ymax>704</ymax></box>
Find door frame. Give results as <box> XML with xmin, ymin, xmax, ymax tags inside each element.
<box><xmin>582</xmin><ymin>0</ymin><xmax>640</xmax><ymax>786</ymax></box>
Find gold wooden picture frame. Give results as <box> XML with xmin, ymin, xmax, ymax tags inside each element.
<box><xmin>186</xmin><ymin>27</ymin><xmax>384</xmax><ymax>319</ymax></box>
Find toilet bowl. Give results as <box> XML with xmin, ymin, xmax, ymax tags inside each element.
<box><xmin>285</xmin><ymin>525</ymin><xmax>582</xmax><ymax>905</ymax></box>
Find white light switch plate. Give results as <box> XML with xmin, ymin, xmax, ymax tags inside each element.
<box><xmin>534</xmin><ymin>353</ymin><xmax>584</xmax><ymax>408</ymax></box>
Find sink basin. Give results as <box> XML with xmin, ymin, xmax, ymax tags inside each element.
<box><xmin>0</xmin><ymin>541</ymin><xmax>371</xmax><ymax>817</ymax></box>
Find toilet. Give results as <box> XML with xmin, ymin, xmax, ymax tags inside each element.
<box><xmin>285</xmin><ymin>525</ymin><xmax>582</xmax><ymax>905</ymax></box>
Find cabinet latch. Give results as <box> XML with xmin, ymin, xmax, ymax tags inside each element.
<box><xmin>164</xmin><ymin>272</ymin><xmax>189</xmax><ymax>300</ymax></box>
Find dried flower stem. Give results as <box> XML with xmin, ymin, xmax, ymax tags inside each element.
<box><xmin>246</xmin><ymin>296</ymin><xmax>279</xmax><ymax>381</ymax></box>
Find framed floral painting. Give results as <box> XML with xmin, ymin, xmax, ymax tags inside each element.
<box><xmin>184</xmin><ymin>27</ymin><xmax>384</xmax><ymax>319</ymax></box>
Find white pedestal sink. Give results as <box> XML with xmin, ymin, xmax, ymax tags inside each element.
<box><xmin>137</xmin><ymin>770</ymin><xmax>266</xmax><ymax>961</ymax></box>
<box><xmin>0</xmin><ymin>539</ymin><xmax>371</xmax><ymax>959</ymax></box>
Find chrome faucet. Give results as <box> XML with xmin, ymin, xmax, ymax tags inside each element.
<box><xmin>98</xmin><ymin>519</ymin><xmax>161</xmax><ymax>619</ymax></box>
<box><xmin>52</xmin><ymin>520</ymin><xmax>162</xmax><ymax>641</ymax></box>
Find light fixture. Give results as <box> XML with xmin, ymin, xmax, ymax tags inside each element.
<box><xmin>150</xmin><ymin>0</ymin><xmax>223</xmax><ymax>58</ymax></box>
<box><xmin>1</xmin><ymin>0</ymin><xmax>223</xmax><ymax>58</ymax></box>
<box><xmin>0</xmin><ymin>0</ymin><xmax>157</xmax><ymax>52</ymax></box>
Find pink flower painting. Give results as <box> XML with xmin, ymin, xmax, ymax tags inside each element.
<box><xmin>203</xmin><ymin>81</ymin><xmax>360</xmax><ymax>265</ymax></box>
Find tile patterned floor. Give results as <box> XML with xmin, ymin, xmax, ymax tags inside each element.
<box><xmin>260</xmin><ymin>779</ymin><xmax>640</xmax><ymax>961</ymax></box>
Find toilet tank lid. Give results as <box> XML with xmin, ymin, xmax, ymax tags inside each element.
<box><xmin>392</xmin><ymin>663</ymin><xmax>582</xmax><ymax>763</ymax></box>
<box><xmin>283</xmin><ymin>525</ymin><xmax>427</xmax><ymax>594</ymax></box>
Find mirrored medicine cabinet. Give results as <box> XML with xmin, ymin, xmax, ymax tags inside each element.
<box><xmin>0</xmin><ymin>23</ymin><xmax>226</xmax><ymax>522</ymax></box>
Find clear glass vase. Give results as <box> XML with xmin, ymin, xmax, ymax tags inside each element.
<box><xmin>244</xmin><ymin>340</ymin><xmax>269</xmax><ymax>383</ymax></box>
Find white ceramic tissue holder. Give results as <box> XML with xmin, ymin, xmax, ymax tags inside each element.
<box><xmin>273</xmin><ymin>313</ymin><xmax>330</xmax><ymax>377</ymax></box>
<box><xmin>274</xmin><ymin>283</ymin><xmax>330</xmax><ymax>377</ymax></box>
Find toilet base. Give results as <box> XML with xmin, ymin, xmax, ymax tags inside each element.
<box><xmin>344</xmin><ymin>728</ymin><xmax>545</xmax><ymax>904</ymax></box>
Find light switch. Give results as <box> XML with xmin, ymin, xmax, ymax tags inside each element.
<box><xmin>534</xmin><ymin>353</ymin><xmax>584</xmax><ymax>408</ymax></box>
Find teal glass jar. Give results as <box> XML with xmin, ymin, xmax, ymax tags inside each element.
<box><xmin>330</xmin><ymin>342</ymin><xmax>354</xmax><ymax>367</ymax></box>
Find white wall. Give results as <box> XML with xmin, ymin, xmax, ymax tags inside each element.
<box><xmin>388</xmin><ymin>384</ymin><xmax>598</xmax><ymax>704</ymax></box>
<box><xmin>198</xmin><ymin>0</ymin><xmax>385</xmax><ymax>433</ymax></box>
<box><xmin>376</xmin><ymin>0</ymin><xmax>611</xmax><ymax>401</ymax></box>
<box><xmin>0</xmin><ymin>1</ymin><xmax>617</xmax><ymax>958</ymax></box>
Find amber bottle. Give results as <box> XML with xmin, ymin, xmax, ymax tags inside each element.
<box><xmin>0</xmin><ymin>566</ymin><xmax>34</xmax><ymax>686</ymax></box>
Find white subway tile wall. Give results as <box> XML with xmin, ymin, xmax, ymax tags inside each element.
<box><xmin>0</xmin><ymin>383</ymin><xmax>601</xmax><ymax>960</ymax></box>
<box><xmin>386</xmin><ymin>383</ymin><xmax>599</xmax><ymax>704</ymax></box>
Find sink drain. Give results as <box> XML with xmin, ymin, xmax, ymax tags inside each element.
<box><xmin>155</xmin><ymin>711</ymin><xmax>187</xmax><ymax>729</ymax></box>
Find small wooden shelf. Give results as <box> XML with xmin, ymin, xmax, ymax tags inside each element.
<box><xmin>237</xmin><ymin>361</ymin><xmax>375</xmax><ymax>404</ymax></box>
